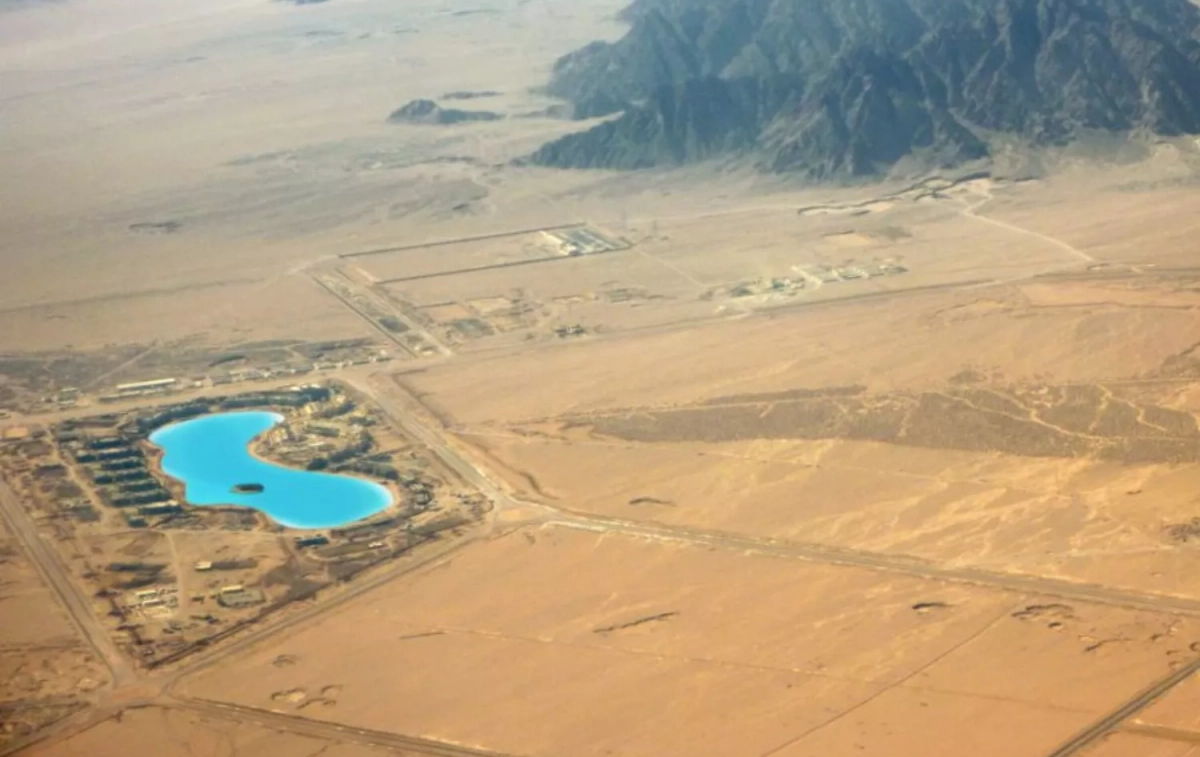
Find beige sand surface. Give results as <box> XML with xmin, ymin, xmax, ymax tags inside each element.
<box><xmin>457</xmin><ymin>431</ymin><xmax>1200</xmax><ymax>594</ymax></box>
<box><xmin>984</xmin><ymin>180</ymin><xmax>1200</xmax><ymax>267</ymax></box>
<box><xmin>0</xmin><ymin>647</ymin><xmax>106</xmax><ymax>701</ymax></box>
<box><xmin>1135</xmin><ymin>668</ymin><xmax>1200</xmax><ymax>732</ymax></box>
<box><xmin>21</xmin><ymin>705</ymin><xmax>416</xmax><ymax>757</ymax></box>
<box><xmin>0</xmin><ymin>0</ymin><xmax>632</xmax><ymax>338</ymax></box>
<box><xmin>771</xmin><ymin>687</ymin><xmax>1090</xmax><ymax>757</ymax></box>
<box><xmin>180</xmin><ymin>527</ymin><xmax>1198</xmax><ymax>757</ymax></box>
<box><xmin>355</xmin><ymin>234</ymin><xmax>568</xmax><ymax>282</ymax></box>
<box><xmin>401</xmin><ymin>280</ymin><xmax>1200</xmax><ymax>424</ymax></box>
<box><xmin>1080</xmin><ymin>732</ymin><xmax>1195</xmax><ymax>757</ymax></box>
<box><xmin>385</xmin><ymin>246</ymin><xmax>703</xmax><ymax>309</ymax></box>
<box><xmin>642</xmin><ymin>202</ymin><xmax>1073</xmax><ymax>288</ymax></box>
<box><xmin>1</xmin><ymin>275</ymin><xmax>376</xmax><ymax>352</ymax></box>
<box><xmin>0</xmin><ymin>520</ymin><xmax>77</xmax><ymax>645</ymax></box>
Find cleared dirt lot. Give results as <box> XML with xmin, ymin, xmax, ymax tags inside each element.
<box><xmin>0</xmin><ymin>648</ymin><xmax>106</xmax><ymax>702</ymax></box>
<box><xmin>626</xmin><ymin>199</ymin><xmax>1071</xmax><ymax>292</ymax></box>
<box><xmin>179</xmin><ymin>527</ymin><xmax>1199</xmax><ymax>757</ymax></box>
<box><xmin>352</xmin><ymin>229</ymin><xmax>581</xmax><ymax>282</ymax></box>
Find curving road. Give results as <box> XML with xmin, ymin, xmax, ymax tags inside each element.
<box><xmin>961</xmin><ymin>197</ymin><xmax>1096</xmax><ymax>265</ymax></box>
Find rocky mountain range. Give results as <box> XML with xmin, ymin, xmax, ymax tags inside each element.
<box><xmin>531</xmin><ymin>0</ymin><xmax>1200</xmax><ymax>178</ymax></box>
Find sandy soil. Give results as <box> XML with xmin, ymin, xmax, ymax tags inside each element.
<box><xmin>398</xmin><ymin>264</ymin><xmax>1200</xmax><ymax>605</ymax></box>
<box><xmin>0</xmin><ymin>520</ymin><xmax>78</xmax><ymax>645</ymax></box>
<box><xmin>0</xmin><ymin>648</ymin><xmax>106</xmax><ymax>701</ymax></box>
<box><xmin>1135</xmin><ymin>668</ymin><xmax>1200</xmax><ymax>732</ymax></box>
<box><xmin>354</xmin><ymin>232</ymin><xmax>572</xmax><ymax>282</ymax></box>
<box><xmin>400</xmin><ymin>277</ymin><xmax>1200</xmax><ymax>424</ymax></box>
<box><xmin>455</xmin><ymin>434</ymin><xmax>1200</xmax><ymax>586</ymax></box>
<box><xmin>0</xmin><ymin>508</ymin><xmax>109</xmax><ymax>747</ymax></box>
<box><xmin>1080</xmin><ymin>732</ymin><xmax>1195</xmax><ymax>757</ymax></box>
<box><xmin>179</xmin><ymin>527</ymin><xmax>1198</xmax><ymax>757</ymax></box>
<box><xmin>21</xmin><ymin>705</ymin><xmax>421</xmax><ymax>757</ymax></box>
<box><xmin>981</xmin><ymin>160</ymin><xmax>1200</xmax><ymax>268</ymax></box>
<box><xmin>0</xmin><ymin>0</ymin><xmax>632</xmax><ymax>340</ymax></box>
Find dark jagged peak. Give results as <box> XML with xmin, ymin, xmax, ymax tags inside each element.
<box><xmin>387</xmin><ymin>99</ymin><xmax>502</xmax><ymax>125</ymax></box>
<box><xmin>531</xmin><ymin>0</ymin><xmax>1200</xmax><ymax>179</ymax></box>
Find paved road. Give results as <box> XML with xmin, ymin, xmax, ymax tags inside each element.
<box><xmin>1045</xmin><ymin>656</ymin><xmax>1200</xmax><ymax>756</ymax></box>
<box><xmin>356</xmin><ymin>372</ymin><xmax>1200</xmax><ymax>757</ymax></box>
<box><xmin>0</xmin><ymin>476</ymin><xmax>135</xmax><ymax>688</ymax></box>
<box><xmin>345</xmin><ymin>372</ymin><xmax>1200</xmax><ymax>757</ymax></box>
<box><xmin>547</xmin><ymin>514</ymin><xmax>1200</xmax><ymax>617</ymax></box>
<box><xmin>350</xmin><ymin>374</ymin><xmax>521</xmax><ymax>516</ymax></box>
<box><xmin>175</xmin><ymin>698</ymin><xmax>521</xmax><ymax>757</ymax></box>
<box><xmin>350</xmin><ymin>372</ymin><xmax>1200</xmax><ymax>619</ymax></box>
<box><xmin>310</xmin><ymin>270</ymin><xmax>452</xmax><ymax>358</ymax></box>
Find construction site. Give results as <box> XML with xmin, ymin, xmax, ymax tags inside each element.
<box><xmin>0</xmin><ymin>338</ymin><xmax>393</xmax><ymax>418</ymax></box>
<box><xmin>0</xmin><ymin>381</ymin><xmax>486</xmax><ymax>680</ymax></box>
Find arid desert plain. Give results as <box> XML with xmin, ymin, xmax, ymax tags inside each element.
<box><xmin>4</xmin><ymin>0</ymin><xmax>1200</xmax><ymax>756</ymax></box>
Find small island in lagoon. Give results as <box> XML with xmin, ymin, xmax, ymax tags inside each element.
<box><xmin>151</xmin><ymin>411</ymin><xmax>394</xmax><ymax>528</ymax></box>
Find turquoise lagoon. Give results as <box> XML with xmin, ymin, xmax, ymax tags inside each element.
<box><xmin>149</xmin><ymin>411</ymin><xmax>392</xmax><ymax>529</ymax></box>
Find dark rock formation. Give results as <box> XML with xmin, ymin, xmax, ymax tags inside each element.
<box><xmin>442</xmin><ymin>90</ymin><xmax>501</xmax><ymax>100</ymax></box>
<box><xmin>531</xmin><ymin>0</ymin><xmax>1200</xmax><ymax>178</ymax></box>
<box><xmin>129</xmin><ymin>221</ymin><xmax>183</xmax><ymax>235</ymax></box>
<box><xmin>387</xmin><ymin>99</ymin><xmax>502</xmax><ymax>125</ymax></box>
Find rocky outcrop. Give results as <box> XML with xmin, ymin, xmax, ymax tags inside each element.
<box><xmin>387</xmin><ymin>99</ymin><xmax>502</xmax><ymax>125</ymax></box>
